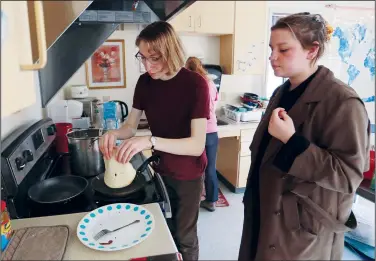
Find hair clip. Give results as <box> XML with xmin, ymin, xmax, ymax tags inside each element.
<box><xmin>312</xmin><ymin>15</ymin><xmax>322</xmax><ymax>23</ymax></box>
<box><xmin>326</xmin><ymin>23</ymin><xmax>334</xmax><ymax>41</ymax></box>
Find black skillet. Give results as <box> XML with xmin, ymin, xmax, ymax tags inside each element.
<box><xmin>28</xmin><ymin>175</ymin><xmax>89</xmax><ymax>204</ymax></box>
<box><xmin>91</xmin><ymin>155</ymin><xmax>160</xmax><ymax>198</ymax></box>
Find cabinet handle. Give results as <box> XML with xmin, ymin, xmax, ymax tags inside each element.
<box><xmin>20</xmin><ymin>1</ymin><xmax>47</xmax><ymax>70</ymax></box>
<box><xmin>189</xmin><ymin>15</ymin><xmax>192</xmax><ymax>27</ymax></box>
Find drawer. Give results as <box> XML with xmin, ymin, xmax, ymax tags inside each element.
<box><xmin>240</xmin><ymin>141</ymin><xmax>251</xmax><ymax>156</ymax></box>
<box><xmin>240</xmin><ymin>129</ymin><xmax>256</xmax><ymax>142</ymax></box>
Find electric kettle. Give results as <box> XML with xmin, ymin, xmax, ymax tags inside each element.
<box><xmin>93</xmin><ymin>100</ymin><xmax>128</xmax><ymax>129</ymax></box>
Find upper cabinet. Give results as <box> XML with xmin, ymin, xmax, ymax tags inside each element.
<box><xmin>28</xmin><ymin>1</ymin><xmax>91</xmax><ymax>63</ymax></box>
<box><xmin>1</xmin><ymin>1</ymin><xmax>44</xmax><ymax>118</ymax></box>
<box><xmin>220</xmin><ymin>1</ymin><xmax>268</xmax><ymax>75</ymax></box>
<box><xmin>232</xmin><ymin>1</ymin><xmax>267</xmax><ymax>75</ymax></box>
<box><xmin>168</xmin><ymin>2</ymin><xmax>196</xmax><ymax>33</ymax></box>
<box><xmin>170</xmin><ymin>1</ymin><xmax>268</xmax><ymax>76</ymax></box>
<box><xmin>169</xmin><ymin>1</ymin><xmax>235</xmax><ymax>35</ymax></box>
<box><xmin>1</xmin><ymin>1</ymin><xmax>89</xmax><ymax>118</ymax></box>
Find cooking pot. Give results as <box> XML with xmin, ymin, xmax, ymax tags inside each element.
<box><xmin>67</xmin><ymin>129</ymin><xmax>104</xmax><ymax>177</ymax></box>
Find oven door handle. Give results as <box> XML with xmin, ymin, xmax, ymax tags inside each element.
<box><xmin>154</xmin><ymin>172</ymin><xmax>172</xmax><ymax>219</ymax></box>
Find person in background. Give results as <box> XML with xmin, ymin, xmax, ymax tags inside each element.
<box><xmin>239</xmin><ymin>12</ymin><xmax>370</xmax><ymax>261</ymax></box>
<box><xmin>185</xmin><ymin>57</ymin><xmax>219</xmax><ymax>212</ymax></box>
<box><xmin>99</xmin><ymin>21</ymin><xmax>210</xmax><ymax>261</ymax></box>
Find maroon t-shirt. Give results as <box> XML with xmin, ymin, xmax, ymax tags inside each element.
<box><xmin>133</xmin><ymin>68</ymin><xmax>210</xmax><ymax>180</ymax></box>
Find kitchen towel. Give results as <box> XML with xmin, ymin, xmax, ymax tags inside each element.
<box><xmin>1</xmin><ymin>226</ymin><xmax>69</xmax><ymax>260</ymax></box>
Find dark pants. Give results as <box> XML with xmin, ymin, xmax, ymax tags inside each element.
<box><xmin>204</xmin><ymin>132</ymin><xmax>219</xmax><ymax>202</ymax></box>
<box><xmin>162</xmin><ymin>175</ymin><xmax>203</xmax><ymax>261</ymax></box>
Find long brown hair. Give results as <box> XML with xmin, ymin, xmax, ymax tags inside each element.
<box><xmin>185</xmin><ymin>57</ymin><xmax>209</xmax><ymax>81</ymax></box>
<box><xmin>135</xmin><ymin>21</ymin><xmax>185</xmax><ymax>75</ymax></box>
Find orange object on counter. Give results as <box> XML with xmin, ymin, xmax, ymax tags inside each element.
<box><xmin>1</xmin><ymin>200</ymin><xmax>13</xmax><ymax>251</ymax></box>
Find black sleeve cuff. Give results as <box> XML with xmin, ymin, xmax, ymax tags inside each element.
<box><xmin>273</xmin><ymin>134</ymin><xmax>310</xmax><ymax>172</ymax></box>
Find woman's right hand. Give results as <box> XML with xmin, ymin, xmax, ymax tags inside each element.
<box><xmin>99</xmin><ymin>130</ymin><xmax>118</xmax><ymax>160</ymax></box>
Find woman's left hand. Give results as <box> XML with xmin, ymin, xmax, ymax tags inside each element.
<box><xmin>115</xmin><ymin>136</ymin><xmax>152</xmax><ymax>163</ymax></box>
<box><xmin>268</xmin><ymin>108</ymin><xmax>295</xmax><ymax>144</ymax></box>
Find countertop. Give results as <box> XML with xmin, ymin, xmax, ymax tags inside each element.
<box><xmin>357</xmin><ymin>179</ymin><xmax>375</xmax><ymax>202</ymax></box>
<box><xmin>135</xmin><ymin>116</ymin><xmax>260</xmax><ymax>138</ymax></box>
<box><xmin>11</xmin><ymin>203</ymin><xmax>177</xmax><ymax>260</ymax></box>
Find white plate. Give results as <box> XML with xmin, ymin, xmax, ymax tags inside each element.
<box><xmin>76</xmin><ymin>203</ymin><xmax>155</xmax><ymax>251</ymax></box>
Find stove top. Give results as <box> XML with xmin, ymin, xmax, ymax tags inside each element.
<box><xmin>1</xmin><ymin>118</ymin><xmax>171</xmax><ymax>220</ymax></box>
<box><xmin>49</xmin><ymin>153</ymin><xmax>163</xmax><ymax>203</ymax></box>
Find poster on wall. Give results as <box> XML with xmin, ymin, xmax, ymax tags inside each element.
<box><xmin>324</xmin><ymin>7</ymin><xmax>375</xmax><ymax>100</ymax></box>
<box><xmin>86</xmin><ymin>39</ymin><xmax>126</xmax><ymax>89</ymax></box>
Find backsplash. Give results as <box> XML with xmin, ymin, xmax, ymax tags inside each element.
<box><xmin>216</xmin><ymin>74</ymin><xmax>265</xmax><ymax>115</ymax></box>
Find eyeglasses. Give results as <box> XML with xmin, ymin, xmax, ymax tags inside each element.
<box><xmin>135</xmin><ymin>52</ymin><xmax>162</xmax><ymax>65</ymax></box>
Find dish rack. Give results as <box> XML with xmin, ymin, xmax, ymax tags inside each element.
<box><xmin>223</xmin><ymin>106</ymin><xmax>263</xmax><ymax>122</ymax></box>
<box><xmin>223</xmin><ymin>107</ymin><xmax>243</xmax><ymax>122</ymax></box>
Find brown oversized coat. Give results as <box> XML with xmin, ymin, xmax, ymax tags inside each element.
<box><xmin>239</xmin><ymin>66</ymin><xmax>371</xmax><ymax>260</ymax></box>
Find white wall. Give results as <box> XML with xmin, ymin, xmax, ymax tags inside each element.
<box><xmin>57</xmin><ymin>24</ymin><xmax>263</xmax><ymax>116</ymax></box>
<box><xmin>1</xmin><ymin>24</ymin><xmax>256</xmax><ymax>140</ymax></box>
<box><xmin>57</xmin><ymin>25</ymin><xmax>221</xmax><ymax>109</ymax></box>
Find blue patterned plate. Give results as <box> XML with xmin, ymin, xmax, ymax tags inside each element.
<box><xmin>76</xmin><ymin>203</ymin><xmax>155</xmax><ymax>251</ymax></box>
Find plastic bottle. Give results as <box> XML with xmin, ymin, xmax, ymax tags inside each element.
<box><xmin>1</xmin><ymin>200</ymin><xmax>13</xmax><ymax>251</ymax></box>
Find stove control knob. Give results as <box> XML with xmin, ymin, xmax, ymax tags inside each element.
<box><xmin>47</xmin><ymin>125</ymin><xmax>56</xmax><ymax>136</ymax></box>
<box><xmin>23</xmin><ymin>150</ymin><xmax>34</xmax><ymax>162</ymax></box>
<box><xmin>15</xmin><ymin>157</ymin><xmax>26</xmax><ymax>170</ymax></box>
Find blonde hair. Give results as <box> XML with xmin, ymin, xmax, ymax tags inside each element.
<box><xmin>185</xmin><ymin>57</ymin><xmax>209</xmax><ymax>81</ymax></box>
<box><xmin>135</xmin><ymin>21</ymin><xmax>185</xmax><ymax>75</ymax></box>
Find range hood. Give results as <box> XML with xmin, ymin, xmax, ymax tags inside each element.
<box><xmin>38</xmin><ymin>0</ymin><xmax>195</xmax><ymax>107</ymax></box>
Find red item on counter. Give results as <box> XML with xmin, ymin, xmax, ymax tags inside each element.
<box><xmin>55</xmin><ymin>123</ymin><xmax>72</xmax><ymax>154</ymax></box>
<box><xmin>1</xmin><ymin>201</ymin><xmax>6</xmax><ymax>213</ymax></box>
<box><xmin>364</xmin><ymin>148</ymin><xmax>375</xmax><ymax>180</ymax></box>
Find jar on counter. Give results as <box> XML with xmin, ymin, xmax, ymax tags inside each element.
<box><xmin>1</xmin><ymin>200</ymin><xmax>13</xmax><ymax>251</ymax></box>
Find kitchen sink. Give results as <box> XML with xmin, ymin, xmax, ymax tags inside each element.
<box><xmin>217</xmin><ymin>119</ymin><xmax>229</xmax><ymax>126</ymax></box>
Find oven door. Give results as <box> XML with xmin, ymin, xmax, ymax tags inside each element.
<box><xmin>153</xmin><ymin>172</ymin><xmax>172</xmax><ymax>219</ymax></box>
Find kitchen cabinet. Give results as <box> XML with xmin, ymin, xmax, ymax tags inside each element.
<box><xmin>1</xmin><ymin>1</ymin><xmax>42</xmax><ymax>118</ymax></box>
<box><xmin>169</xmin><ymin>1</ymin><xmax>234</xmax><ymax>35</ymax></box>
<box><xmin>168</xmin><ymin>2</ymin><xmax>196</xmax><ymax>33</ymax></box>
<box><xmin>28</xmin><ymin>1</ymin><xmax>91</xmax><ymax>63</ymax></box>
<box><xmin>216</xmin><ymin>128</ymin><xmax>256</xmax><ymax>192</ymax></box>
<box><xmin>1</xmin><ymin>1</ymin><xmax>87</xmax><ymax>118</ymax></box>
<box><xmin>220</xmin><ymin>1</ymin><xmax>268</xmax><ymax>75</ymax></box>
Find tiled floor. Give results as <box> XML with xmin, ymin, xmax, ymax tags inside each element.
<box><xmin>197</xmin><ymin>182</ymin><xmax>373</xmax><ymax>260</ymax></box>
<box><xmin>198</xmin><ymin>183</ymin><xmax>244</xmax><ymax>260</ymax></box>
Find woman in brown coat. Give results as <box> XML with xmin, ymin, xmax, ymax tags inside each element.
<box><xmin>239</xmin><ymin>13</ymin><xmax>371</xmax><ymax>260</ymax></box>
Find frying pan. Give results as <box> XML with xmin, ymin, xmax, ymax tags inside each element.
<box><xmin>28</xmin><ymin>176</ymin><xmax>88</xmax><ymax>204</ymax></box>
<box><xmin>91</xmin><ymin>155</ymin><xmax>160</xmax><ymax>198</ymax></box>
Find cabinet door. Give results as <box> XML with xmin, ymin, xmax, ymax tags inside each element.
<box><xmin>238</xmin><ymin>155</ymin><xmax>251</xmax><ymax>188</ymax></box>
<box><xmin>1</xmin><ymin>1</ymin><xmax>36</xmax><ymax>118</ymax></box>
<box><xmin>28</xmin><ymin>1</ymin><xmax>92</xmax><ymax>63</ymax></box>
<box><xmin>216</xmin><ymin>137</ymin><xmax>240</xmax><ymax>188</ymax></box>
<box><xmin>168</xmin><ymin>3</ymin><xmax>196</xmax><ymax>33</ymax></box>
<box><xmin>194</xmin><ymin>1</ymin><xmax>234</xmax><ymax>35</ymax></box>
<box><xmin>233</xmin><ymin>1</ymin><xmax>267</xmax><ymax>75</ymax></box>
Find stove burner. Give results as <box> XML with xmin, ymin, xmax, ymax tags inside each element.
<box><xmin>91</xmin><ymin>173</ymin><xmax>149</xmax><ymax>198</ymax></box>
